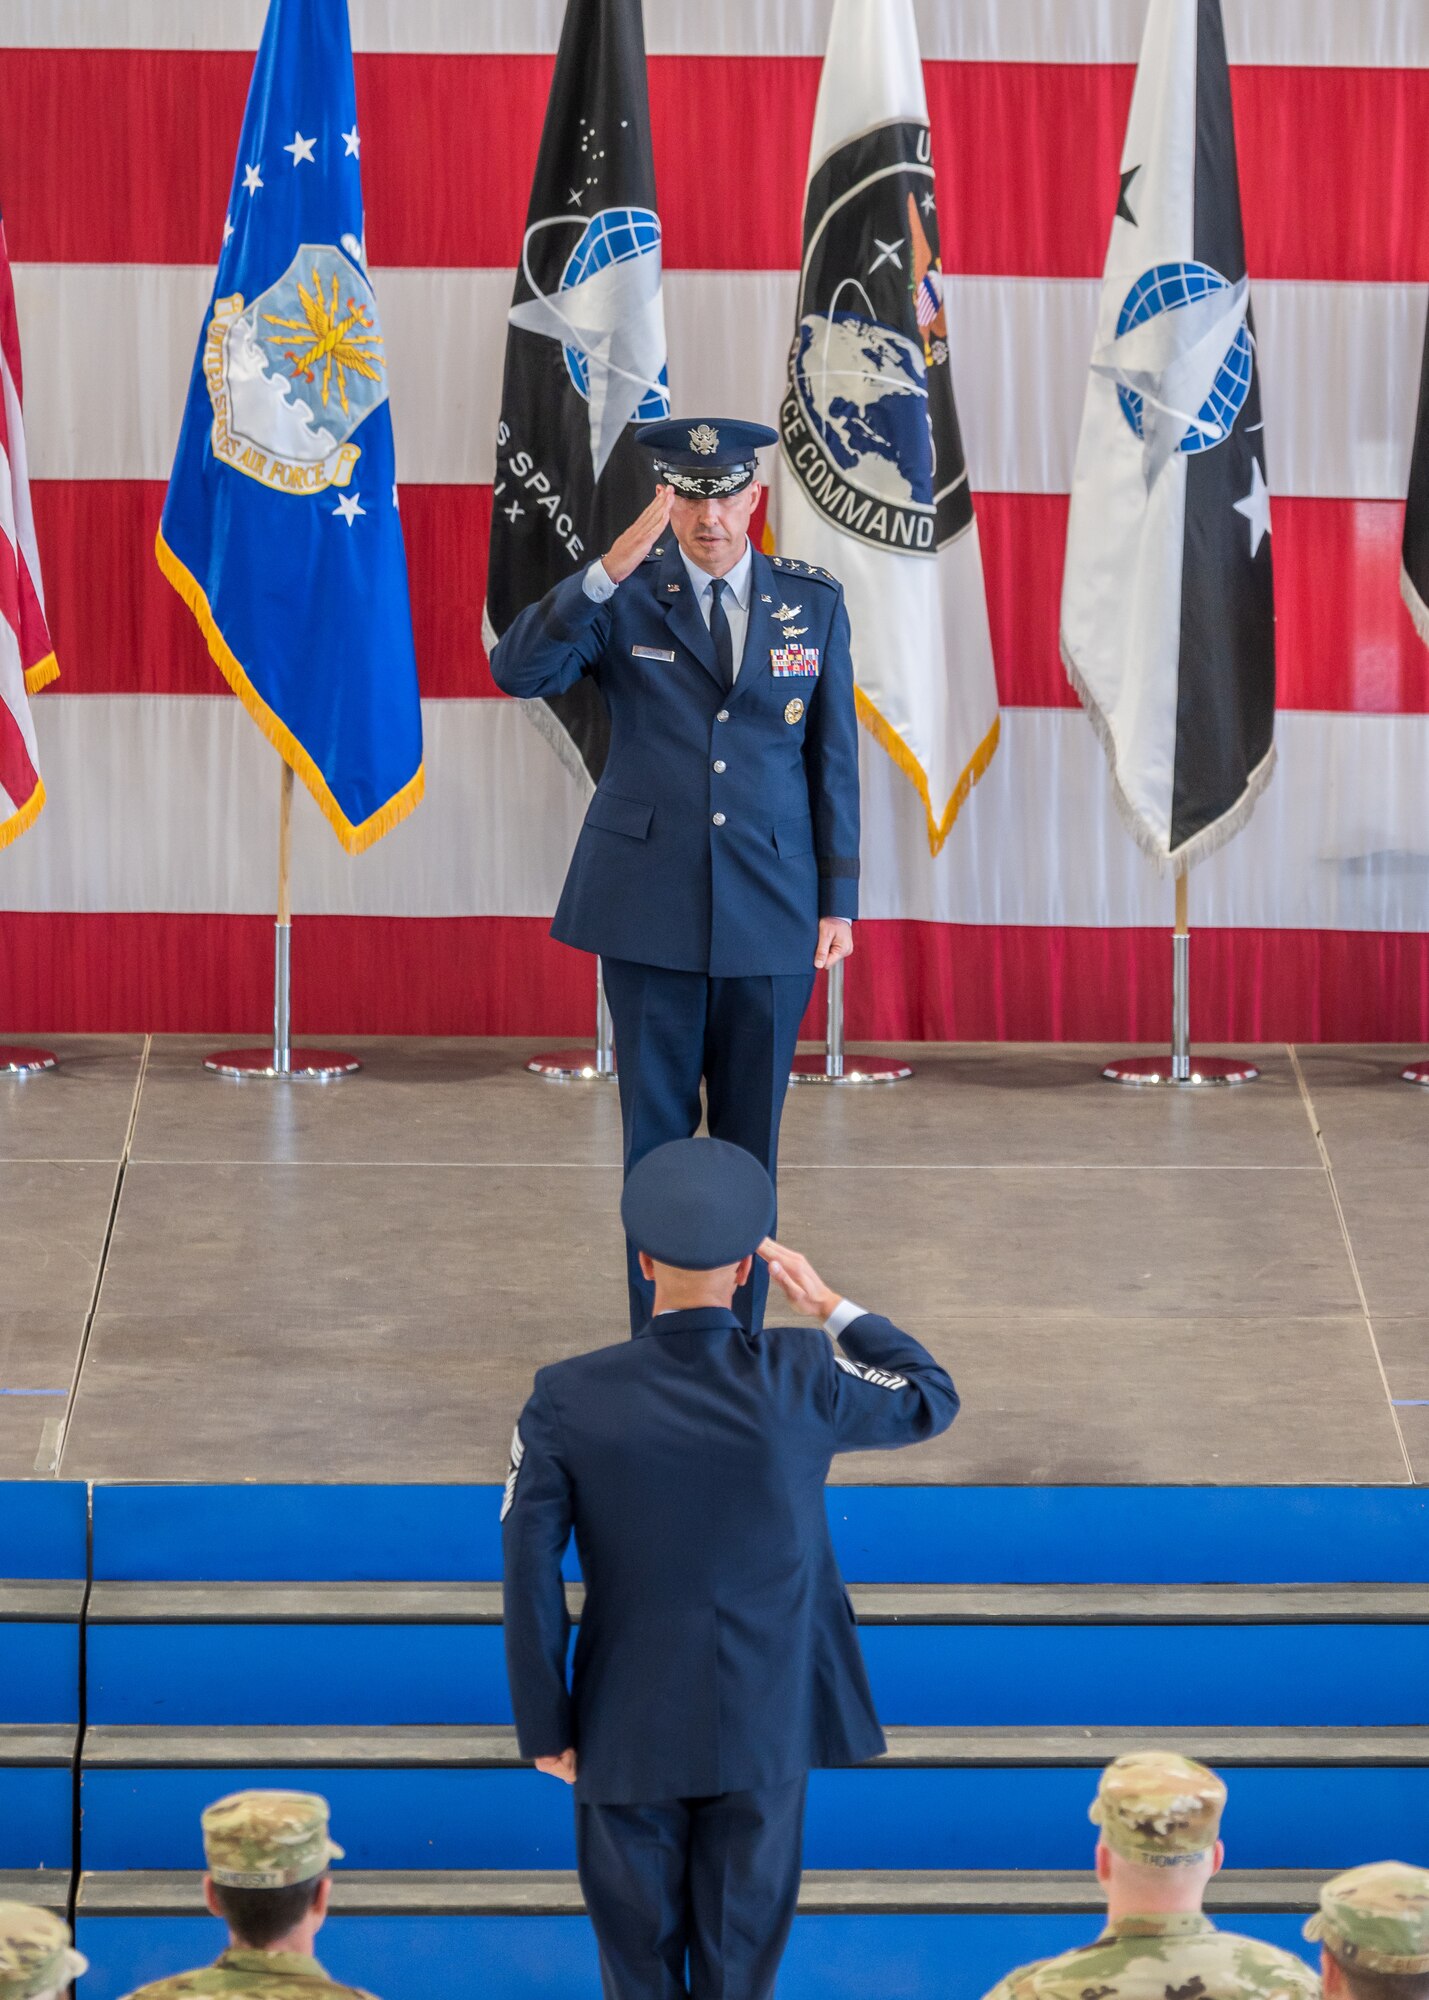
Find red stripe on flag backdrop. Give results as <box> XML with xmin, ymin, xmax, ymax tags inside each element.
<box><xmin>30</xmin><ymin>481</ymin><xmax>1429</xmax><ymax>714</ymax></box>
<box><xmin>1</xmin><ymin>50</ymin><xmax>1427</xmax><ymax>279</ymax></box>
<box><xmin>2</xmin><ymin>912</ymin><xmax>1428</xmax><ymax>1043</ymax></box>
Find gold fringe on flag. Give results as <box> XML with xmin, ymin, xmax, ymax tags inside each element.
<box><xmin>854</xmin><ymin>685</ymin><xmax>1000</xmax><ymax>858</ymax></box>
<box><xmin>155</xmin><ymin>527</ymin><xmax>424</xmax><ymax>856</ymax></box>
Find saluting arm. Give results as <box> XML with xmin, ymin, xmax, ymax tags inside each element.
<box><xmin>500</xmin><ymin>1379</ymin><xmax>576</xmax><ymax>1761</ymax></box>
<box><xmin>760</xmin><ymin>1237</ymin><xmax>958</xmax><ymax>1451</ymax></box>
<box><xmin>803</xmin><ymin>587</ymin><xmax>861</xmax><ymax>923</ymax></box>
<box><xmin>488</xmin><ymin>570</ymin><xmax>613</xmax><ymax>701</ymax></box>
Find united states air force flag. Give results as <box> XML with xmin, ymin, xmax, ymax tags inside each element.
<box><xmin>157</xmin><ymin>0</ymin><xmax>422</xmax><ymax>853</ymax></box>
<box><xmin>1061</xmin><ymin>0</ymin><xmax>1274</xmax><ymax>873</ymax></box>
<box><xmin>773</xmin><ymin>0</ymin><xmax>999</xmax><ymax>858</ymax></box>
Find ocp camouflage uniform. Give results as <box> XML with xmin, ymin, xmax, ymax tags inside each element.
<box><xmin>1306</xmin><ymin>1862</ymin><xmax>1429</xmax><ymax>1976</ymax></box>
<box><xmin>119</xmin><ymin>1791</ymin><xmax>376</xmax><ymax>2000</ymax></box>
<box><xmin>982</xmin><ymin>1913</ymin><xmax>1321</xmax><ymax>2000</ymax></box>
<box><xmin>979</xmin><ymin>1755</ymin><xmax>1318</xmax><ymax>2000</ymax></box>
<box><xmin>0</xmin><ymin>1903</ymin><xmax>87</xmax><ymax>2000</ymax></box>
<box><xmin>118</xmin><ymin>1954</ymin><xmax>377</xmax><ymax>2000</ymax></box>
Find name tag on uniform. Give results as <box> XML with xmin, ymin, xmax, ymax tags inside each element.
<box><xmin>771</xmin><ymin>645</ymin><xmax>820</xmax><ymax>677</ymax></box>
<box><xmin>632</xmin><ymin>644</ymin><xmax>676</xmax><ymax>662</ymax></box>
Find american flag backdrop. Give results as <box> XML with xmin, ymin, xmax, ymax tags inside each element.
<box><xmin>0</xmin><ymin>0</ymin><xmax>1427</xmax><ymax>1041</ymax></box>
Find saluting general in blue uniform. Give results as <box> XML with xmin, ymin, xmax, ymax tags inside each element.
<box><xmin>489</xmin><ymin>419</ymin><xmax>861</xmax><ymax>1332</ymax></box>
<box><xmin>502</xmin><ymin>1138</ymin><xmax>959</xmax><ymax>2000</ymax></box>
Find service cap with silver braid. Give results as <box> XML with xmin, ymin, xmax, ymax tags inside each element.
<box><xmin>638</xmin><ymin>417</ymin><xmax>777</xmax><ymax>498</ymax></box>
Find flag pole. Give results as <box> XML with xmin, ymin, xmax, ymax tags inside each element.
<box><xmin>205</xmin><ymin>758</ymin><xmax>360</xmax><ymax>1082</ymax></box>
<box><xmin>527</xmin><ymin>960</ymin><xmax>620</xmax><ymax>1081</ymax></box>
<box><xmin>790</xmin><ymin>957</ymin><xmax>912</xmax><ymax>1086</ymax></box>
<box><xmin>1103</xmin><ymin>867</ymin><xmax>1258</xmax><ymax>1085</ymax></box>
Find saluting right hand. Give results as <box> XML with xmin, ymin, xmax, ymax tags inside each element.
<box><xmin>759</xmin><ymin>1239</ymin><xmax>841</xmax><ymax>1323</ymax></box>
<box><xmin>602</xmin><ymin>486</ymin><xmax>674</xmax><ymax>583</ymax></box>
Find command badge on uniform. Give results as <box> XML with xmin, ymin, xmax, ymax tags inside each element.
<box><xmin>784</xmin><ymin>697</ymin><xmax>805</xmax><ymax>725</ymax></box>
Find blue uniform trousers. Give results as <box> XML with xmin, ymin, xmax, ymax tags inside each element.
<box><xmin>576</xmin><ymin>1775</ymin><xmax>807</xmax><ymax>2000</ymax></box>
<box><xmin>601</xmin><ymin>958</ymin><xmax>814</xmax><ymax>1333</ymax></box>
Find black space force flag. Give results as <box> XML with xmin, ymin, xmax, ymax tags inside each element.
<box><xmin>1061</xmin><ymin>0</ymin><xmax>1275</xmax><ymax>871</ymax></box>
<box><xmin>483</xmin><ymin>0</ymin><xmax>669</xmax><ymax>787</ymax></box>
<box><xmin>1403</xmin><ymin>315</ymin><xmax>1429</xmax><ymax>645</ymax></box>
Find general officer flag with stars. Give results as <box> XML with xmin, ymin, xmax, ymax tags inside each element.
<box><xmin>1060</xmin><ymin>0</ymin><xmax>1274</xmax><ymax>873</ymax></box>
<box><xmin>483</xmin><ymin>0</ymin><xmax>670</xmax><ymax>790</ymax></box>
<box><xmin>157</xmin><ymin>0</ymin><xmax>422</xmax><ymax>854</ymax></box>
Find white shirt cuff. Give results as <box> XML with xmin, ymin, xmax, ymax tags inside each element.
<box><xmin>583</xmin><ymin>559</ymin><xmax>618</xmax><ymax>602</ymax></box>
<box><xmin>824</xmin><ymin>1298</ymin><xmax>867</xmax><ymax>1338</ymax></box>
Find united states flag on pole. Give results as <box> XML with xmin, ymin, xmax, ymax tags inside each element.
<box><xmin>0</xmin><ymin>206</ymin><xmax>56</xmax><ymax>849</ymax></box>
<box><xmin>1061</xmin><ymin>0</ymin><xmax>1275</xmax><ymax>873</ymax></box>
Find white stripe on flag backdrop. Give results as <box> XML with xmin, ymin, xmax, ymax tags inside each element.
<box><xmin>0</xmin><ymin>0</ymin><xmax>1427</xmax><ymax>1038</ymax></box>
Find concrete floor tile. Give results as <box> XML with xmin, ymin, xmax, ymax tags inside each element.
<box><xmin>60</xmin><ymin>1311</ymin><xmax>586</xmax><ymax>1482</ymax></box>
<box><xmin>131</xmin><ymin>1037</ymin><xmax>625</xmax><ymax>1166</ymax></box>
<box><xmin>0</xmin><ymin>1161</ymin><xmax>118</xmax><ymax>1313</ymax></box>
<box><xmin>1373</xmin><ymin>1320</ymin><xmax>1429</xmax><ymax>1400</ymax></box>
<box><xmin>0</xmin><ymin>1315</ymin><xmax>80</xmax><ymax>1477</ymax></box>
<box><xmin>0</xmin><ymin>1037</ymin><xmax>144</xmax><ymax>1163</ymax></box>
<box><xmin>1323</xmin><ymin>1169</ymin><xmax>1429</xmax><ymax>1321</ymax></box>
<box><xmin>774</xmin><ymin>1164</ymin><xmax>1358</xmax><ymax>1324</ymax></box>
<box><xmin>1294</xmin><ymin>1048</ymin><xmax>1429</xmax><ymax>1173</ymax></box>
<box><xmin>1397</xmin><ymin>1405</ymin><xmax>1429</xmax><ymax>1484</ymax></box>
<box><xmin>780</xmin><ymin>1045</ymin><xmax>1318</xmax><ymax>1170</ymax></box>
<box><xmin>832</xmin><ymin>1313</ymin><xmax>1408</xmax><ymax>1487</ymax></box>
<box><xmin>97</xmin><ymin>1159</ymin><xmax>628</xmax><ymax>1324</ymax></box>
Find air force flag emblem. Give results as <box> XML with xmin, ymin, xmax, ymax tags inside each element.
<box><xmin>204</xmin><ymin>244</ymin><xmax>388</xmax><ymax>496</ymax></box>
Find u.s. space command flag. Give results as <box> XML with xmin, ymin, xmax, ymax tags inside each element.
<box><xmin>1061</xmin><ymin>0</ymin><xmax>1275</xmax><ymax>873</ymax></box>
<box><xmin>773</xmin><ymin>0</ymin><xmax>999</xmax><ymax>857</ymax></box>
<box><xmin>157</xmin><ymin>0</ymin><xmax>423</xmax><ymax>854</ymax></box>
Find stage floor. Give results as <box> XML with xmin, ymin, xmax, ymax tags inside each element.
<box><xmin>2</xmin><ymin>1037</ymin><xmax>1425</xmax><ymax>1487</ymax></box>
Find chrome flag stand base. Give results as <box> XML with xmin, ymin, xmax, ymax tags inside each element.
<box><xmin>206</xmin><ymin>767</ymin><xmax>358</xmax><ymax>1082</ymax></box>
<box><xmin>527</xmin><ymin>963</ymin><xmax>618</xmax><ymax>1082</ymax></box>
<box><xmin>0</xmin><ymin>1047</ymin><xmax>57</xmax><ymax>1076</ymax></box>
<box><xmin>206</xmin><ymin>920</ymin><xmax>359</xmax><ymax>1084</ymax></box>
<box><xmin>1401</xmin><ymin>1062</ymin><xmax>1429</xmax><ymax>1087</ymax></box>
<box><xmin>1104</xmin><ymin>884</ymin><xmax>1257</xmax><ymax>1087</ymax></box>
<box><xmin>790</xmin><ymin>960</ymin><xmax>912</xmax><ymax>1086</ymax></box>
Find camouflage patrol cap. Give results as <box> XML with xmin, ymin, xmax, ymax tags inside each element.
<box><xmin>1089</xmin><ymin>1752</ymin><xmax>1227</xmax><ymax>1862</ymax></box>
<box><xmin>202</xmin><ymin>1790</ymin><xmax>344</xmax><ymax>1888</ymax></box>
<box><xmin>0</xmin><ymin>1903</ymin><xmax>87</xmax><ymax>1999</ymax></box>
<box><xmin>1305</xmin><ymin>1862</ymin><xmax>1429</xmax><ymax>1975</ymax></box>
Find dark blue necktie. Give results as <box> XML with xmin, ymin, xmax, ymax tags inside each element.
<box><xmin>708</xmin><ymin>577</ymin><xmax>735</xmax><ymax>694</ymax></box>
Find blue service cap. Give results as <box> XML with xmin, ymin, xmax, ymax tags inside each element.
<box><xmin>621</xmin><ymin>1138</ymin><xmax>776</xmax><ymax>1269</ymax></box>
<box><xmin>638</xmin><ymin>417</ymin><xmax>777</xmax><ymax>497</ymax></box>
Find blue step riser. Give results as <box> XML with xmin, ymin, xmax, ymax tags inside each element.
<box><xmin>0</xmin><ymin>1767</ymin><xmax>71</xmax><ymax>1868</ymax></box>
<box><xmin>0</xmin><ymin>1483</ymin><xmax>88</xmax><ymax>1579</ymax></box>
<box><xmin>79</xmin><ymin>1765</ymin><xmax>1429</xmax><ymax>1872</ymax></box>
<box><xmin>74</xmin><ymin>1912</ymin><xmax>1319</xmax><ymax>2000</ymax></box>
<box><xmin>85</xmin><ymin>1622</ymin><xmax>1429</xmax><ymax>1727</ymax></box>
<box><xmin>89</xmin><ymin>1486</ymin><xmax>1429</xmax><ymax>1585</ymax></box>
<box><xmin>0</xmin><ymin>1623</ymin><xmax>80</xmax><ymax>1723</ymax></box>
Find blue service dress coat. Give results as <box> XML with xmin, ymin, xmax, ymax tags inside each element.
<box><xmin>488</xmin><ymin>544</ymin><xmax>861</xmax><ymax>977</ymax></box>
<box><xmin>501</xmin><ymin>1307</ymin><xmax>959</xmax><ymax>1805</ymax></box>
